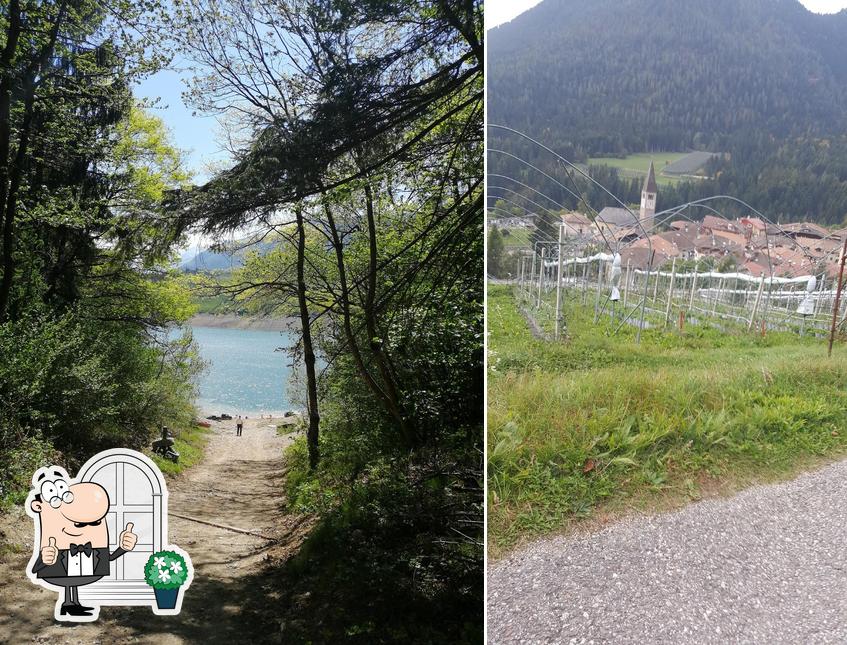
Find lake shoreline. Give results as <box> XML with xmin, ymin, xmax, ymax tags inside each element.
<box><xmin>188</xmin><ymin>313</ymin><xmax>296</xmax><ymax>332</ymax></box>
<box><xmin>187</xmin><ymin>324</ymin><xmax>299</xmax><ymax>414</ymax></box>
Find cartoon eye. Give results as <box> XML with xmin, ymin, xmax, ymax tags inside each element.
<box><xmin>55</xmin><ymin>480</ymin><xmax>68</xmax><ymax>496</ymax></box>
<box><xmin>40</xmin><ymin>481</ymin><xmax>57</xmax><ymax>503</ymax></box>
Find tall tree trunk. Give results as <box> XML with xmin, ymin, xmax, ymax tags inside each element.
<box><xmin>0</xmin><ymin>1</ymin><xmax>65</xmax><ymax>321</ymax></box>
<box><xmin>0</xmin><ymin>89</ymin><xmax>36</xmax><ymax>321</ymax></box>
<box><xmin>0</xmin><ymin>0</ymin><xmax>22</xmax><ymax>321</ymax></box>
<box><xmin>362</xmin><ymin>183</ymin><xmax>416</xmax><ymax>446</ymax></box>
<box><xmin>296</xmin><ymin>206</ymin><xmax>320</xmax><ymax>468</ymax></box>
<box><xmin>322</xmin><ymin>196</ymin><xmax>415</xmax><ymax>448</ymax></box>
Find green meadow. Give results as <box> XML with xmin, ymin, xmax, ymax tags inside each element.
<box><xmin>487</xmin><ymin>285</ymin><xmax>847</xmax><ymax>556</ymax></box>
<box><xmin>499</xmin><ymin>228</ymin><xmax>533</xmax><ymax>247</ymax></box>
<box><xmin>587</xmin><ymin>152</ymin><xmax>690</xmax><ymax>186</ymax></box>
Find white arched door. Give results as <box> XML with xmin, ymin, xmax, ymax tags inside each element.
<box><xmin>76</xmin><ymin>450</ymin><xmax>166</xmax><ymax>606</ymax></box>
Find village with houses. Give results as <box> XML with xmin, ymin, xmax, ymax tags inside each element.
<box><xmin>491</xmin><ymin>160</ymin><xmax>847</xmax><ymax>280</ymax></box>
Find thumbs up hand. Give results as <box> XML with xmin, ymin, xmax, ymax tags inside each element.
<box><xmin>119</xmin><ymin>522</ymin><xmax>137</xmax><ymax>551</ymax></box>
<box><xmin>41</xmin><ymin>537</ymin><xmax>58</xmax><ymax>565</ymax></box>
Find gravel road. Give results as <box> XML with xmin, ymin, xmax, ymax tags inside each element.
<box><xmin>488</xmin><ymin>459</ymin><xmax>847</xmax><ymax>644</ymax></box>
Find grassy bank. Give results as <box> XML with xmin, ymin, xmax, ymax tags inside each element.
<box><xmin>0</xmin><ymin>421</ymin><xmax>209</xmax><ymax>510</ymax></box>
<box><xmin>488</xmin><ymin>285</ymin><xmax>847</xmax><ymax>556</ymax></box>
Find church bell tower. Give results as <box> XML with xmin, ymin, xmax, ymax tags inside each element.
<box><xmin>640</xmin><ymin>160</ymin><xmax>658</xmax><ymax>232</ymax></box>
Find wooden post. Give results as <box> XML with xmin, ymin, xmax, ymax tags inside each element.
<box><xmin>841</xmin><ymin>278</ymin><xmax>847</xmax><ymax>325</ymax></box>
<box><xmin>678</xmin><ymin>308</ymin><xmax>685</xmax><ymax>332</ymax></box>
<box><xmin>828</xmin><ymin>237</ymin><xmax>847</xmax><ymax>357</ymax></box>
<box><xmin>664</xmin><ymin>257</ymin><xmax>677</xmax><ymax>328</ymax></box>
<box><xmin>623</xmin><ymin>259</ymin><xmax>631</xmax><ymax>310</ymax></box>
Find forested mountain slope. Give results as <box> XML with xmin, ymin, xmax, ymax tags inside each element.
<box><xmin>488</xmin><ymin>0</ymin><xmax>847</xmax><ymax>225</ymax></box>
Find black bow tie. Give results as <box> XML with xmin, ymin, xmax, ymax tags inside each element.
<box><xmin>69</xmin><ymin>542</ymin><xmax>92</xmax><ymax>557</ymax></box>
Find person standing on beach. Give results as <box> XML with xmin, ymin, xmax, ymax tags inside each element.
<box><xmin>236</xmin><ymin>415</ymin><xmax>243</xmax><ymax>437</ymax></box>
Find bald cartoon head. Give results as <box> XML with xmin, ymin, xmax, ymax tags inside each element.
<box><xmin>29</xmin><ymin>466</ymin><xmax>111</xmax><ymax>550</ymax></box>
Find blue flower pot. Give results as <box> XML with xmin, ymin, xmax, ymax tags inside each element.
<box><xmin>154</xmin><ymin>587</ymin><xmax>179</xmax><ymax>610</ymax></box>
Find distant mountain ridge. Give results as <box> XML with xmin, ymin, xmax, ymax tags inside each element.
<box><xmin>489</xmin><ymin>0</ymin><xmax>847</xmax><ymax>155</ymax></box>
<box><xmin>179</xmin><ymin>241</ymin><xmax>275</xmax><ymax>273</ymax></box>
<box><xmin>488</xmin><ymin>0</ymin><xmax>847</xmax><ymax>225</ymax></box>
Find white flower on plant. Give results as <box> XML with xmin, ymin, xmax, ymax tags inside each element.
<box><xmin>157</xmin><ymin>569</ymin><xmax>171</xmax><ymax>583</ymax></box>
<box><xmin>153</xmin><ymin>556</ymin><xmax>166</xmax><ymax>568</ymax></box>
<box><xmin>170</xmin><ymin>561</ymin><xmax>183</xmax><ymax>573</ymax></box>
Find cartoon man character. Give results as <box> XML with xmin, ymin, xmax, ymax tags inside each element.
<box><xmin>27</xmin><ymin>466</ymin><xmax>137</xmax><ymax>619</ymax></box>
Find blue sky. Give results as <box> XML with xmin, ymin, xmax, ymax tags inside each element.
<box><xmin>133</xmin><ymin>64</ymin><xmax>231</xmax><ymax>255</ymax></box>
<box><xmin>134</xmin><ymin>65</ymin><xmax>227</xmax><ymax>186</ymax></box>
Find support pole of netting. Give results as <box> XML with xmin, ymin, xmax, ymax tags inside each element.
<box><xmin>815</xmin><ymin>275</ymin><xmax>826</xmax><ymax>317</ymax></box>
<box><xmin>652</xmin><ymin>266</ymin><xmax>660</xmax><ymax>303</ymax></box>
<box><xmin>637</xmin><ymin>250</ymin><xmax>654</xmax><ymax>344</ymax></box>
<box><xmin>594</xmin><ymin>260</ymin><xmax>603</xmax><ymax>323</ymax></box>
<box><xmin>665</xmin><ymin>257</ymin><xmax>677</xmax><ymax>328</ymax></box>
<box><xmin>689</xmin><ymin>262</ymin><xmax>698</xmax><ymax>311</ymax></box>
<box><xmin>536</xmin><ymin>247</ymin><xmax>545</xmax><ymax>309</ymax></box>
<box><xmin>555</xmin><ymin>224</ymin><xmax>565</xmax><ymax>340</ymax></box>
<box><xmin>582</xmin><ymin>261</ymin><xmax>589</xmax><ymax>305</ymax></box>
<box><xmin>530</xmin><ymin>250</ymin><xmax>537</xmax><ymax>298</ymax></box>
<box><xmin>517</xmin><ymin>256</ymin><xmax>523</xmax><ymax>292</ymax></box>
<box><xmin>749</xmin><ymin>275</ymin><xmax>765</xmax><ymax>332</ymax></box>
<box><xmin>712</xmin><ymin>277</ymin><xmax>724</xmax><ymax>316</ymax></box>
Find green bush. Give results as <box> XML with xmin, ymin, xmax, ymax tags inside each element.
<box><xmin>0</xmin><ymin>308</ymin><xmax>203</xmax><ymax>501</ymax></box>
<box><xmin>144</xmin><ymin>550</ymin><xmax>190</xmax><ymax>589</ymax></box>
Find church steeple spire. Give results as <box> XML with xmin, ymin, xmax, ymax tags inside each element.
<box><xmin>640</xmin><ymin>161</ymin><xmax>657</xmax><ymax>232</ymax></box>
<box><xmin>643</xmin><ymin>161</ymin><xmax>658</xmax><ymax>194</ymax></box>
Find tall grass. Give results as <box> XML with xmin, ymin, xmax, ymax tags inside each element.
<box><xmin>488</xmin><ymin>285</ymin><xmax>847</xmax><ymax>555</ymax></box>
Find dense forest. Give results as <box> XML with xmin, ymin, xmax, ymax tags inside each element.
<box><xmin>488</xmin><ymin>0</ymin><xmax>847</xmax><ymax>226</ymax></box>
<box><xmin>167</xmin><ymin>1</ymin><xmax>483</xmax><ymax>638</ymax></box>
<box><xmin>1</xmin><ymin>0</ymin><xmax>482</xmax><ymax>641</ymax></box>
<box><xmin>0</xmin><ymin>1</ymin><xmax>199</xmax><ymax>498</ymax></box>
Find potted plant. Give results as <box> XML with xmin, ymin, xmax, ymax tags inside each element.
<box><xmin>144</xmin><ymin>549</ymin><xmax>190</xmax><ymax>610</ymax></box>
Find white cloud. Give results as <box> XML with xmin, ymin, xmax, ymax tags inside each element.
<box><xmin>486</xmin><ymin>0</ymin><xmax>543</xmax><ymax>29</ymax></box>
<box><xmin>799</xmin><ymin>0</ymin><xmax>847</xmax><ymax>12</ymax></box>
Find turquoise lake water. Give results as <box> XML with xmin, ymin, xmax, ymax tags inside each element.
<box><xmin>189</xmin><ymin>326</ymin><xmax>300</xmax><ymax>415</ymax></box>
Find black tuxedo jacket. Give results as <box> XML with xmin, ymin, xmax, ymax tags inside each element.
<box><xmin>32</xmin><ymin>546</ymin><xmax>126</xmax><ymax>578</ymax></box>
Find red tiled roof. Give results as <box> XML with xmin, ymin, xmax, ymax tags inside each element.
<box><xmin>620</xmin><ymin>246</ymin><xmax>668</xmax><ymax>270</ymax></box>
<box><xmin>702</xmin><ymin>215</ymin><xmax>739</xmax><ymax>233</ymax></box>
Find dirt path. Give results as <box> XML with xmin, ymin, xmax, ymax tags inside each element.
<box><xmin>0</xmin><ymin>417</ymin><xmax>310</xmax><ymax>644</ymax></box>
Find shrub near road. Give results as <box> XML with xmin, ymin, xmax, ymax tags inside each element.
<box><xmin>487</xmin><ymin>285</ymin><xmax>847</xmax><ymax>556</ymax></box>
